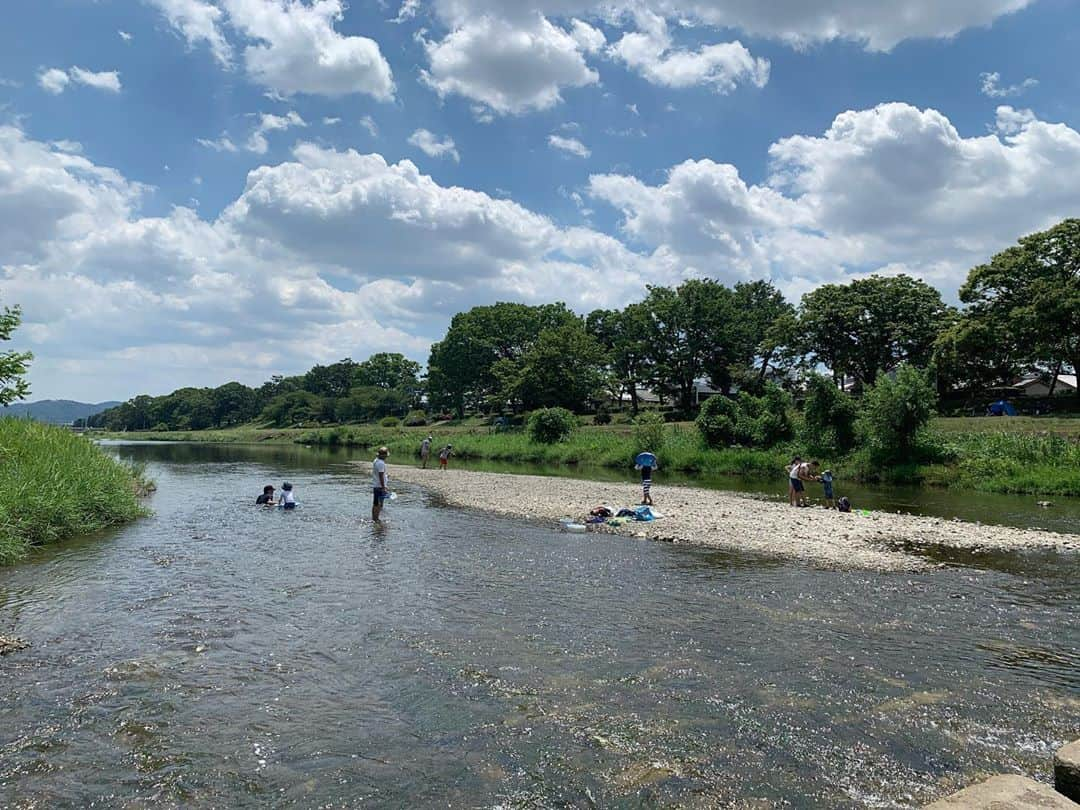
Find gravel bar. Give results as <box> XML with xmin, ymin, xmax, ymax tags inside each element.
<box><xmin>376</xmin><ymin>466</ymin><xmax>1079</xmax><ymax>572</ymax></box>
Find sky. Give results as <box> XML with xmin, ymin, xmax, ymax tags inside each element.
<box><xmin>1</xmin><ymin>0</ymin><xmax>1079</xmax><ymax>402</ymax></box>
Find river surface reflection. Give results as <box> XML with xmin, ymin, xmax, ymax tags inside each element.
<box><xmin>1</xmin><ymin>442</ymin><xmax>1077</xmax><ymax>808</ymax></box>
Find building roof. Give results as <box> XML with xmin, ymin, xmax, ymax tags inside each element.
<box><xmin>1015</xmin><ymin>374</ymin><xmax>1077</xmax><ymax>390</ymax></box>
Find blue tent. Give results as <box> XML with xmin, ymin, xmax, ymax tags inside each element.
<box><xmin>988</xmin><ymin>400</ymin><xmax>1017</xmax><ymax>416</ymax></box>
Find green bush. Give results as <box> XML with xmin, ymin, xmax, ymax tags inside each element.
<box><xmin>632</xmin><ymin>411</ymin><xmax>667</xmax><ymax>452</ymax></box>
<box><xmin>696</xmin><ymin>395</ymin><xmax>739</xmax><ymax>447</ymax></box>
<box><xmin>527</xmin><ymin>407</ymin><xmax>579</xmax><ymax>444</ymax></box>
<box><xmin>698</xmin><ymin>385</ymin><xmax>793</xmax><ymax>449</ymax></box>
<box><xmin>379</xmin><ymin>416</ymin><xmax>401</xmax><ymax>428</ymax></box>
<box><xmin>403</xmin><ymin>410</ymin><xmax>428</xmax><ymax>427</ymax></box>
<box><xmin>593</xmin><ymin>405</ymin><xmax>612</xmax><ymax>425</ymax></box>
<box><xmin>800</xmin><ymin>373</ymin><xmax>858</xmax><ymax>456</ymax></box>
<box><xmin>856</xmin><ymin>365</ymin><xmax>939</xmax><ymax>464</ymax></box>
<box><xmin>0</xmin><ymin>419</ymin><xmax>151</xmax><ymax>565</ymax></box>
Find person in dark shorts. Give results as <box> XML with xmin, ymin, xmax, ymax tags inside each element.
<box><xmin>372</xmin><ymin>446</ymin><xmax>390</xmax><ymax>522</ymax></box>
<box><xmin>256</xmin><ymin>485</ymin><xmax>275</xmax><ymax>506</ymax></box>
<box><xmin>278</xmin><ymin>482</ymin><xmax>298</xmax><ymax>510</ymax></box>
<box><xmin>820</xmin><ymin>469</ymin><xmax>835</xmax><ymax>508</ymax></box>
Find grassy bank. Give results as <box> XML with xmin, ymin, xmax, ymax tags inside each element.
<box><xmin>1</xmin><ymin>419</ymin><xmax>152</xmax><ymax>565</ymax></box>
<box><xmin>103</xmin><ymin>415</ymin><xmax>1080</xmax><ymax>498</ymax></box>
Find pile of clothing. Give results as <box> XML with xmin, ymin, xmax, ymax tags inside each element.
<box><xmin>585</xmin><ymin>505</ymin><xmax>664</xmax><ymax>526</ymax></box>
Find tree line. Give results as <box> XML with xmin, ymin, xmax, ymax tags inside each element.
<box><xmin>87</xmin><ymin>218</ymin><xmax>1078</xmax><ymax>431</ymax></box>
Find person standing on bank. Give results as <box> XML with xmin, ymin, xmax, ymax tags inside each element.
<box><xmin>419</xmin><ymin>435</ymin><xmax>433</xmax><ymax>469</ymax></box>
<box><xmin>372</xmin><ymin>446</ymin><xmax>391</xmax><ymax>523</ymax></box>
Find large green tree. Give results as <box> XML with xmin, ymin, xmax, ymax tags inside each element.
<box><xmin>354</xmin><ymin>353</ymin><xmax>421</xmax><ymax>392</ymax></box>
<box><xmin>958</xmin><ymin>219</ymin><xmax>1080</xmax><ymax>388</ymax></box>
<box><xmin>427</xmin><ymin>302</ymin><xmax>577</xmax><ymax>416</ymax></box>
<box><xmin>510</xmin><ymin>320</ymin><xmax>607</xmax><ymax>411</ymax></box>
<box><xmin>0</xmin><ymin>302</ymin><xmax>33</xmax><ymax>406</ymax></box>
<box><xmin>729</xmin><ymin>280</ymin><xmax>797</xmax><ymax>389</ymax></box>
<box><xmin>586</xmin><ymin>304</ymin><xmax>652</xmax><ymax>414</ymax></box>
<box><xmin>799</xmin><ymin>275</ymin><xmax>951</xmax><ymax>391</ymax></box>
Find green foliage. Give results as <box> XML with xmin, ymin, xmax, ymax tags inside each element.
<box><xmin>958</xmin><ymin>218</ymin><xmax>1080</xmax><ymax>382</ymax></box>
<box><xmin>355</xmin><ymin>353</ymin><xmax>422</xmax><ymax>393</ymax></box>
<box><xmin>403</xmin><ymin>410</ymin><xmax>428</xmax><ymax>427</ymax></box>
<box><xmin>0</xmin><ymin>419</ymin><xmax>150</xmax><ymax>564</ymax></box>
<box><xmin>593</xmin><ymin>406</ymin><xmax>612</xmax><ymax>425</ymax></box>
<box><xmin>800</xmin><ymin>373</ymin><xmax>858</xmax><ymax>456</ymax></box>
<box><xmin>799</xmin><ymin>275</ymin><xmax>951</xmax><ymax>390</ymax></box>
<box><xmin>856</xmin><ymin>365</ymin><xmax>939</xmax><ymax>463</ymax></box>
<box><xmin>511</xmin><ymin>320</ymin><xmax>607</xmax><ymax>411</ymax></box>
<box><xmin>261</xmin><ymin>391</ymin><xmax>325</xmax><ymax>427</ymax></box>
<box><xmin>0</xmin><ymin>302</ymin><xmax>32</xmax><ymax>406</ymax></box>
<box><xmin>379</xmin><ymin>416</ymin><xmax>401</xmax><ymax>428</ymax></box>
<box><xmin>697</xmin><ymin>385</ymin><xmax>793</xmax><ymax>448</ymax></box>
<box><xmin>632</xmin><ymin>411</ymin><xmax>667</xmax><ymax>453</ymax></box>
<box><xmin>696</xmin><ymin>396</ymin><xmax>739</xmax><ymax>447</ymax></box>
<box><xmin>333</xmin><ymin>386</ymin><xmax>409</xmax><ymax>424</ymax></box>
<box><xmin>527</xmin><ymin>407</ymin><xmax>578</xmax><ymax>444</ymax></box>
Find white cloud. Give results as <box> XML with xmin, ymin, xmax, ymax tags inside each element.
<box><xmin>68</xmin><ymin>67</ymin><xmax>122</xmax><ymax>93</ymax></box>
<box><xmin>223</xmin><ymin>0</ymin><xmax>395</xmax><ymax>99</ymax></box>
<box><xmin>38</xmin><ymin>67</ymin><xmax>122</xmax><ymax>94</ymax></box>
<box><xmin>360</xmin><ymin>115</ymin><xmax>379</xmax><ymax>137</ymax></box>
<box><xmin>408</xmin><ymin>129</ymin><xmax>461</xmax><ymax>161</ymax></box>
<box><xmin>145</xmin><ymin>0</ymin><xmax>233</xmax><ymax>66</ymax></box>
<box><xmin>431</xmin><ymin>0</ymin><xmax>1035</xmax><ymax>52</ymax></box>
<box><xmin>391</xmin><ymin>0</ymin><xmax>422</xmax><ymax>23</ymax></box>
<box><xmin>590</xmin><ymin>102</ymin><xmax>1080</xmax><ymax>289</ymax></box>
<box><xmin>980</xmin><ymin>70</ymin><xmax>1038</xmax><ymax>98</ymax></box>
<box><xmin>119</xmin><ymin>30</ymin><xmax>134</xmax><ymax>42</ymax></box>
<box><xmin>609</xmin><ymin>11</ymin><xmax>768</xmax><ymax>92</ymax></box>
<box><xmin>548</xmin><ymin>133</ymin><xmax>590</xmax><ymax>157</ymax></box>
<box><xmin>245</xmin><ymin>110</ymin><xmax>307</xmax><ymax>154</ymax></box>
<box><xmin>38</xmin><ymin>68</ymin><xmax>71</xmax><ymax>95</ymax></box>
<box><xmin>323</xmin><ymin>116</ymin><xmax>341</xmax><ymax>125</ymax></box>
<box><xmin>197</xmin><ymin>134</ymin><xmax>240</xmax><ymax>152</ymax></box>
<box><xmin>421</xmin><ymin>14</ymin><xmax>599</xmax><ymax>116</ymax></box>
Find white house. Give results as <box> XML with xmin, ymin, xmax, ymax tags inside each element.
<box><xmin>1014</xmin><ymin>374</ymin><xmax>1078</xmax><ymax>397</ymax></box>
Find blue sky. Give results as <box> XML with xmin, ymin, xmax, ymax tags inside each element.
<box><xmin>2</xmin><ymin>0</ymin><xmax>1079</xmax><ymax>401</ymax></box>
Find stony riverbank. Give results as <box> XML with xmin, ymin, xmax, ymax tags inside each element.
<box><xmin>381</xmin><ymin>467</ymin><xmax>1080</xmax><ymax>571</ymax></box>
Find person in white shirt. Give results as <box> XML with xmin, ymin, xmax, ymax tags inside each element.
<box><xmin>278</xmin><ymin>482</ymin><xmax>298</xmax><ymax>510</ymax></box>
<box><xmin>372</xmin><ymin>446</ymin><xmax>390</xmax><ymax>522</ymax></box>
<box><xmin>419</xmin><ymin>435</ymin><xmax>433</xmax><ymax>469</ymax></box>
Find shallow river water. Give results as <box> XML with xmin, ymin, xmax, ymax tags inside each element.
<box><xmin>1</xmin><ymin>443</ymin><xmax>1078</xmax><ymax>808</ymax></box>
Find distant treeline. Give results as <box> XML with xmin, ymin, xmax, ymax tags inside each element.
<box><xmin>92</xmin><ymin>219</ymin><xmax>1079</xmax><ymax>431</ymax></box>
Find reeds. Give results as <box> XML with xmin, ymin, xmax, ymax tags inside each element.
<box><xmin>0</xmin><ymin>419</ymin><xmax>152</xmax><ymax>564</ymax></box>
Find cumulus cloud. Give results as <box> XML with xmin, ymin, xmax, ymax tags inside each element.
<box><xmin>145</xmin><ymin>0</ymin><xmax>233</xmax><ymax>66</ymax></box>
<box><xmin>548</xmin><ymin>133</ymin><xmax>591</xmax><ymax>157</ymax></box>
<box><xmin>980</xmin><ymin>70</ymin><xmax>1038</xmax><ymax>98</ymax></box>
<box><xmin>10</xmin><ymin>100</ymin><xmax>1080</xmax><ymax>400</ymax></box>
<box><xmin>421</xmin><ymin>14</ymin><xmax>599</xmax><ymax>116</ymax></box>
<box><xmin>391</xmin><ymin>0</ymin><xmax>422</xmax><ymax>23</ymax></box>
<box><xmin>590</xmin><ymin>102</ymin><xmax>1080</xmax><ymax>288</ymax></box>
<box><xmin>430</xmin><ymin>0</ymin><xmax>1035</xmax><ymax>52</ymax></box>
<box><xmin>39</xmin><ymin>67</ymin><xmax>122</xmax><ymax>94</ymax></box>
<box><xmin>408</xmin><ymin>129</ymin><xmax>461</xmax><ymax>161</ymax></box>
<box><xmin>246</xmin><ymin>110</ymin><xmax>307</xmax><ymax>154</ymax></box>
<box><xmin>609</xmin><ymin>11</ymin><xmax>768</xmax><ymax>91</ymax></box>
<box><xmin>119</xmin><ymin>30</ymin><xmax>134</xmax><ymax>42</ymax></box>
<box><xmin>223</xmin><ymin>0</ymin><xmax>395</xmax><ymax>99</ymax></box>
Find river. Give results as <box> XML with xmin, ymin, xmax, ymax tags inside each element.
<box><xmin>1</xmin><ymin>442</ymin><xmax>1077</xmax><ymax>807</ymax></box>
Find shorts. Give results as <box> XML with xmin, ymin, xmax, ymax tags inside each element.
<box><xmin>282</xmin><ymin>502</ymin><xmax>297</xmax><ymax>510</ymax></box>
<box><xmin>790</xmin><ymin>478</ymin><xmax>804</xmax><ymax>493</ymax></box>
<box><xmin>642</xmin><ymin>479</ymin><xmax>652</xmax><ymax>493</ymax></box>
<box><xmin>439</xmin><ymin>458</ymin><xmax>448</xmax><ymax>467</ymax></box>
<box><xmin>823</xmin><ymin>484</ymin><xmax>834</xmax><ymax>499</ymax></box>
<box><xmin>373</xmin><ymin>488</ymin><xmax>390</xmax><ymax>505</ymax></box>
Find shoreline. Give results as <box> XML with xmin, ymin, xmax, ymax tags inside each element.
<box><xmin>380</xmin><ymin>466</ymin><xmax>1080</xmax><ymax>572</ymax></box>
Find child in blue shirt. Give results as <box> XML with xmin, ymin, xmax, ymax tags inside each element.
<box><xmin>821</xmin><ymin>469</ymin><xmax>835</xmax><ymax>509</ymax></box>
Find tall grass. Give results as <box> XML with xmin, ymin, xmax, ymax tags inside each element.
<box><xmin>928</xmin><ymin>431</ymin><xmax>1080</xmax><ymax>496</ymax></box>
<box><xmin>0</xmin><ymin>419</ymin><xmax>152</xmax><ymax>564</ymax></box>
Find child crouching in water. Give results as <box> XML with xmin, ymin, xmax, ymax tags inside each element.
<box><xmin>278</xmin><ymin>482</ymin><xmax>298</xmax><ymax>510</ymax></box>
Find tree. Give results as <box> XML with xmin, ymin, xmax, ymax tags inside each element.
<box><xmin>587</xmin><ymin>304</ymin><xmax>652</xmax><ymax>414</ymax></box>
<box><xmin>799</xmin><ymin>275</ymin><xmax>951</xmax><ymax>391</ymax></box>
<box><xmin>642</xmin><ymin>280</ymin><xmax>732</xmax><ymax>411</ymax></box>
<box><xmin>512</xmin><ymin>321</ymin><xmax>607</xmax><ymax>411</ymax></box>
<box><xmin>354</xmin><ymin>353</ymin><xmax>422</xmax><ymax>392</ymax></box>
<box><xmin>800</xmin><ymin>373</ymin><xmax>858</xmax><ymax>456</ymax></box>
<box><xmin>958</xmin><ymin>219</ymin><xmax>1080</xmax><ymax>386</ymax></box>
<box><xmin>856</xmin><ymin>365</ymin><xmax>938</xmax><ymax>463</ymax></box>
<box><xmin>0</xmin><ymin>302</ymin><xmax>33</xmax><ymax>406</ymax></box>
<box><xmin>730</xmin><ymin>281</ymin><xmax>797</xmax><ymax>387</ymax></box>
<box><xmin>304</xmin><ymin>359</ymin><xmax>358</xmax><ymax>399</ymax></box>
<box><xmin>211</xmin><ymin>382</ymin><xmax>257</xmax><ymax>428</ymax></box>
<box><xmin>427</xmin><ymin>302</ymin><xmax>577</xmax><ymax>416</ymax></box>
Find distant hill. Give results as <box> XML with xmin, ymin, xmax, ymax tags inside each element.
<box><xmin>1</xmin><ymin>400</ymin><xmax>122</xmax><ymax>425</ymax></box>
